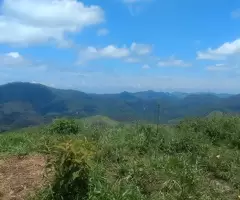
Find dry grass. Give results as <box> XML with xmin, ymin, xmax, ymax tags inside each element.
<box><xmin>0</xmin><ymin>155</ymin><xmax>46</xmax><ymax>200</ymax></box>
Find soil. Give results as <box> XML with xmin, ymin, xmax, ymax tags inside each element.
<box><xmin>0</xmin><ymin>155</ymin><xmax>46</xmax><ymax>200</ymax></box>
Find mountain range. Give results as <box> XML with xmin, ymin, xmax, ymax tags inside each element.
<box><xmin>0</xmin><ymin>82</ymin><xmax>239</xmax><ymax>132</ymax></box>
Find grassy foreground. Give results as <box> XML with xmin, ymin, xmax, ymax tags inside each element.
<box><xmin>1</xmin><ymin>116</ymin><xmax>240</xmax><ymax>199</ymax></box>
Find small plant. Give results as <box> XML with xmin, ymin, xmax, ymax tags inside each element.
<box><xmin>49</xmin><ymin>118</ymin><xmax>80</xmax><ymax>135</ymax></box>
<box><xmin>45</xmin><ymin>139</ymin><xmax>95</xmax><ymax>200</ymax></box>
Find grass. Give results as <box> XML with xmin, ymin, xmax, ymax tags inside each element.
<box><xmin>1</xmin><ymin>115</ymin><xmax>240</xmax><ymax>199</ymax></box>
<box><xmin>81</xmin><ymin>115</ymin><xmax>119</xmax><ymax>127</ymax></box>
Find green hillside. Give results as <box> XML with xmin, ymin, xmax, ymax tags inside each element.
<box><xmin>81</xmin><ymin>115</ymin><xmax>119</xmax><ymax>127</ymax></box>
<box><xmin>1</xmin><ymin>115</ymin><xmax>240</xmax><ymax>199</ymax></box>
<box><xmin>0</xmin><ymin>82</ymin><xmax>240</xmax><ymax>132</ymax></box>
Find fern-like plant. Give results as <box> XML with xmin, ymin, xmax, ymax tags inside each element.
<box><xmin>45</xmin><ymin>139</ymin><xmax>95</xmax><ymax>200</ymax></box>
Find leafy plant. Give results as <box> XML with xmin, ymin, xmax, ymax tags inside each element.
<box><xmin>49</xmin><ymin>118</ymin><xmax>80</xmax><ymax>135</ymax></box>
<box><xmin>45</xmin><ymin>139</ymin><xmax>95</xmax><ymax>200</ymax></box>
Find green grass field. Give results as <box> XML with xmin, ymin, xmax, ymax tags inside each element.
<box><xmin>1</xmin><ymin>115</ymin><xmax>240</xmax><ymax>199</ymax></box>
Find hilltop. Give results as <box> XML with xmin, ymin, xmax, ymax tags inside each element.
<box><xmin>1</xmin><ymin>115</ymin><xmax>240</xmax><ymax>199</ymax></box>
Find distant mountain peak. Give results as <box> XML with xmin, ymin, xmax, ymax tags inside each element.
<box><xmin>0</xmin><ymin>81</ymin><xmax>238</xmax><ymax>132</ymax></box>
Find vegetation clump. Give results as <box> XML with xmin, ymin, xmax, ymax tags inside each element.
<box><xmin>49</xmin><ymin>118</ymin><xmax>80</xmax><ymax>135</ymax></box>
<box><xmin>44</xmin><ymin>139</ymin><xmax>95</xmax><ymax>200</ymax></box>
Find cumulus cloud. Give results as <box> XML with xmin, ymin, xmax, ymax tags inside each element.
<box><xmin>79</xmin><ymin>45</ymin><xmax>130</xmax><ymax>63</ymax></box>
<box><xmin>0</xmin><ymin>0</ymin><xmax>104</xmax><ymax>45</ymax></box>
<box><xmin>78</xmin><ymin>42</ymin><xmax>152</xmax><ymax>63</ymax></box>
<box><xmin>197</xmin><ymin>39</ymin><xmax>240</xmax><ymax>60</ymax></box>
<box><xmin>0</xmin><ymin>52</ymin><xmax>50</xmax><ymax>72</ymax></box>
<box><xmin>97</xmin><ymin>28</ymin><xmax>109</xmax><ymax>36</ymax></box>
<box><xmin>130</xmin><ymin>42</ymin><xmax>152</xmax><ymax>55</ymax></box>
<box><xmin>158</xmin><ymin>56</ymin><xmax>191</xmax><ymax>67</ymax></box>
<box><xmin>0</xmin><ymin>52</ymin><xmax>27</xmax><ymax>66</ymax></box>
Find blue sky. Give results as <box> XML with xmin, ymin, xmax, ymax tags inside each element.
<box><xmin>0</xmin><ymin>0</ymin><xmax>240</xmax><ymax>93</ymax></box>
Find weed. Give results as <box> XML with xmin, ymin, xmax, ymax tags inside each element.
<box><xmin>44</xmin><ymin>139</ymin><xmax>95</xmax><ymax>200</ymax></box>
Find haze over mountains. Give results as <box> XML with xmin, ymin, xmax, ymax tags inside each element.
<box><xmin>0</xmin><ymin>82</ymin><xmax>239</xmax><ymax>132</ymax></box>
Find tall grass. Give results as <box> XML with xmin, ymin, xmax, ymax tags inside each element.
<box><xmin>1</xmin><ymin>116</ymin><xmax>240</xmax><ymax>199</ymax></box>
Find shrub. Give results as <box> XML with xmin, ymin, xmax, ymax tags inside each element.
<box><xmin>49</xmin><ymin>118</ymin><xmax>80</xmax><ymax>135</ymax></box>
<box><xmin>45</xmin><ymin>139</ymin><xmax>95</xmax><ymax>200</ymax></box>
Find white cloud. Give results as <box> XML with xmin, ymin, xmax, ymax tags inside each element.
<box><xmin>78</xmin><ymin>42</ymin><xmax>152</xmax><ymax>63</ymax></box>
<box><xmin>97</xmin><ymin>28</ymin><xmax>109</xmax><ymax>36</ymax></box>
<box><xmin>130</xmin><ymin>42</ymin><xmax>152</xmax><ymax>55</ymax></box>
<box><xmin>0</xmin><ymin>0</ymin><xmax>104</xmax><ymax>45</ymax></box>
<box><xmin>7</xmin><ymin>52</ymin><xmax>21</xmax><ymax>59</ymax></box>
<box><xmin>158</xmin><ymin>56</ymin><xmax>191</xmax><ymax>67</ymax></box>
<box><xmin>197</xmin><ymin>39</ymin><xmax>240</xmax><ymax>60</ymax></box>
<box><xmin>0</xmin><ymin>52</ymin><xmax>26</xmax><ymax>66</ymax></box>
<box><xmin>125</xmin><ymin>57</ymin><xmax>141</xmax><ymax>63</ymax></box>
<box><xmin>142</xmin><ymin>64</ymin><xmax>150</xmax><ymax>69</ymax></box>
<box><xmin>79</xmin><ymin>45</ymin><xmax>130</xmax><ymax>63</ymax></box>
<box><xmin>206</xmin><ymin>63</ymin><xmax>238</xmax><ymax>71</ymax></box>
<box><xmin>206</xmin><ymin>64</ymin><xmax>230</xmax><ymax>71</ymax></box>
<box><xmin>0</xmin><ymin>52</ymin><xmax>50</xmax><ymax>71</ymax></box>
<box><xmin>197</xmin><ymin>51</ymin><xmax>225</xmax><ymax>60</ymax></box>
<box><xmin>100</xmin><ymin>45</ymin><xmax>130</xmax><ymax>58</ymax></box>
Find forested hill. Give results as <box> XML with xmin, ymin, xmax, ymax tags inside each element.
<box><xmin>0</xmin><ymin>82</ymin><xmax>239</xmax><ymax>131</ymax></box>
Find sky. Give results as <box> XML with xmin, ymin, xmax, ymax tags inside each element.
<box><xmin>0</xmin><ymin>0</ymin><xmax>240</xmax><ymax>93</ymax></box>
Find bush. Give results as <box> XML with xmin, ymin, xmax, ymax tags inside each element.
<box><xmin>49</xmin><ymin>118</ymin><xmax>80</xmax><ymax>135</ymax></box>
<box><xmin>45</xmin><ymin>139</ymin><xmax>95</xmax><ymax>200</ymax></box>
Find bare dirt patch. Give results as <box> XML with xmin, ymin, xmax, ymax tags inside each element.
<box><xmin>0</xmin><ymin>155</ymin><xmax>46</xmax><ymax>200</ymax></box>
